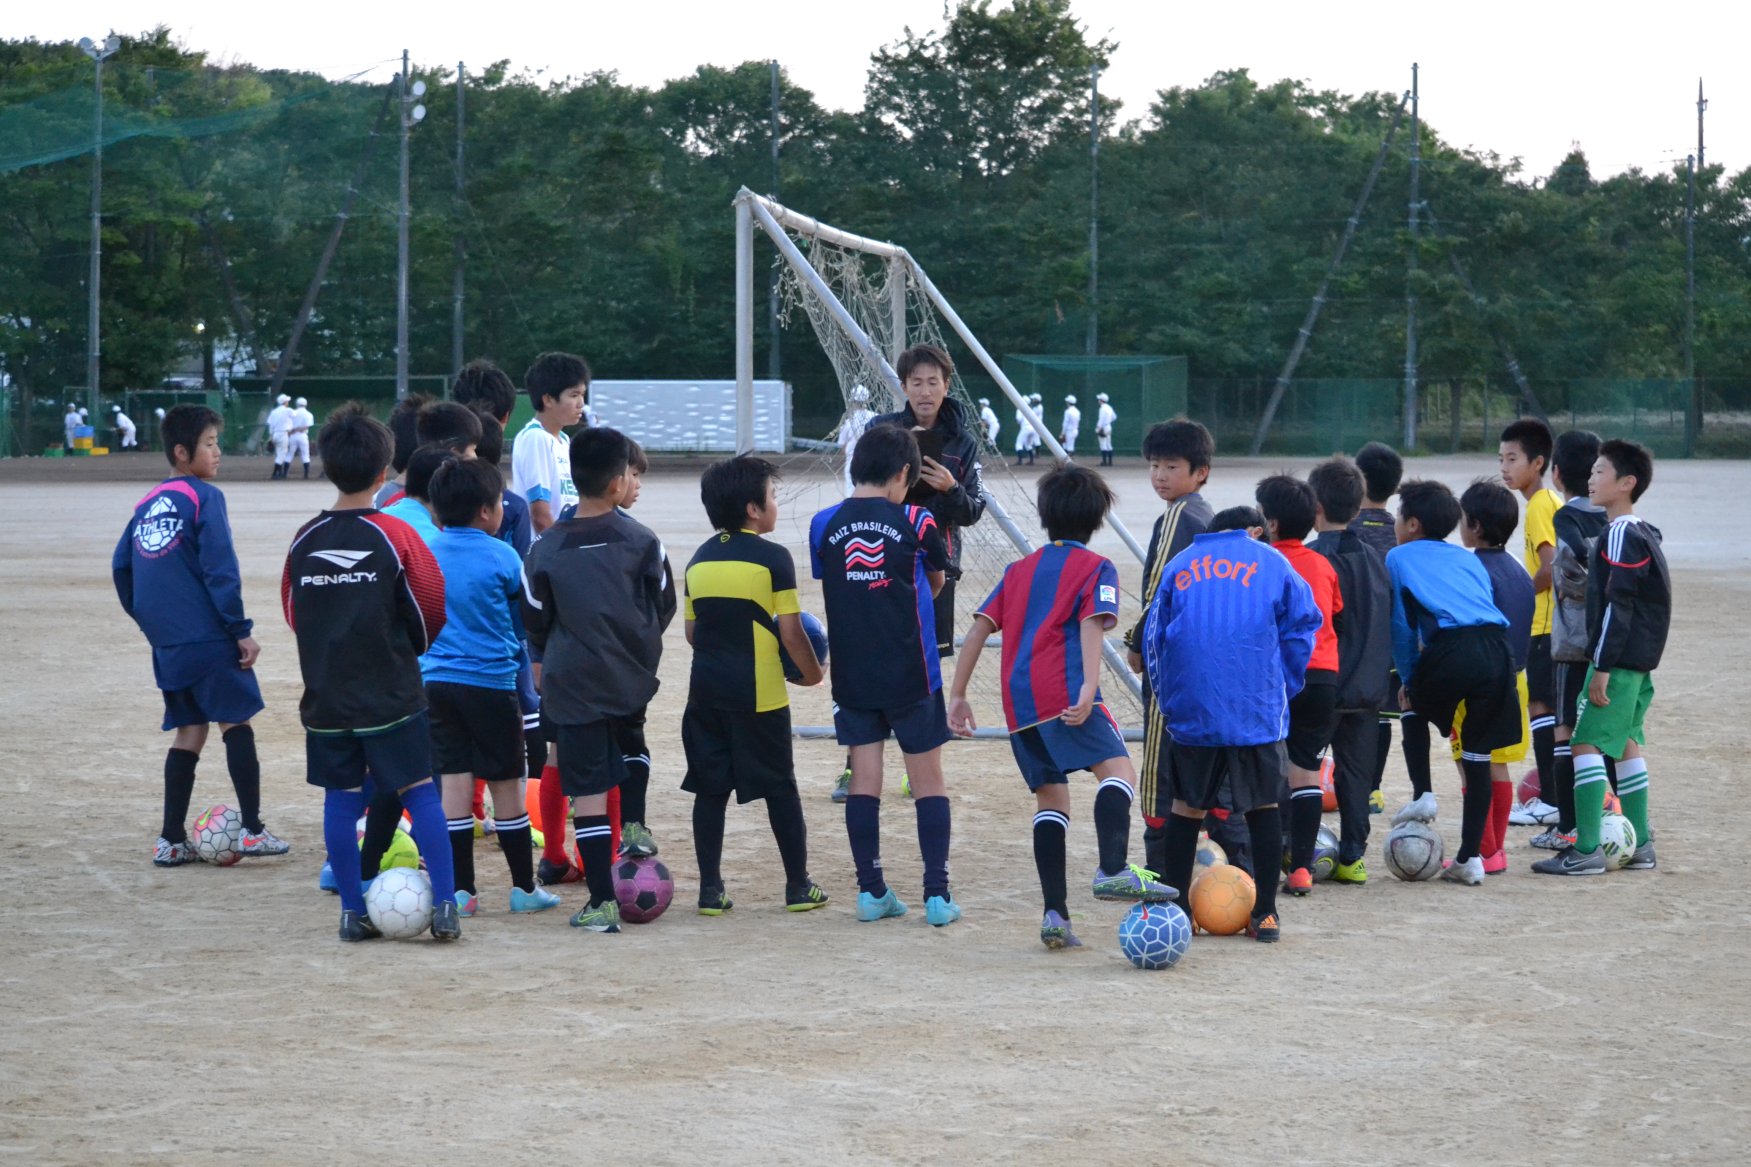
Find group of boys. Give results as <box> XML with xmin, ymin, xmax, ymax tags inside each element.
<box><xmin>115</xmin><ymin>345</ymin><xmax>1670</xmax><ymax>946</ymax></box>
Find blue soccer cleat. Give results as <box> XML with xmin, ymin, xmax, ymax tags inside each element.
<box><xmin>925</xmin><ymin>895</ymin><xmax>962</xmax><ymax>927</ymax></box>
<box><xmin>510</xmin><ymin>885</ymin><xmax>562</xmax><ymax>913</ymax></box>
<box><xmin>856</xmin><ymin>889</ymin><xmax>908</xmax><ymax>921</ymax></box>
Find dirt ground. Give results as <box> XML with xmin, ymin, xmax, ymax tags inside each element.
<box><xmin>2</xmin><ymin>450</ymin><xmax>1747</xmax><ymax>1165</ymax></box>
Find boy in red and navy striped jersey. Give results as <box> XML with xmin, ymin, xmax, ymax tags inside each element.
<box><xmin>282</xmin><ymin>404</ymin><xmax>460</xmax><ymax>942</ymax></box>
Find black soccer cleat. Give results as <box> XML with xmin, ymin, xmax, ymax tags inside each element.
<box><xmin>430</xmin><ymin>898</ymin><xmax>462</xmax><ymax>941</ymax></box>
<box><xmin>338</xmin><ymin>910</ymin><xmax>381</xmax><ymax>942</ymax></box>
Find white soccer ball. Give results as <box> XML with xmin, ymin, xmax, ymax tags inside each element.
<box><xmin>191</xmin><ymin>804</ymin><xmax>243</xmax><ymax>866</ymax></box>
<box><xmin>365</xmin><ymin>867</ymin><xmax>434</xmax><ymax>939</ymax></box>
<box><xmin>1384</xmin><ymin>821</ymin><xmax>1444</xmax><ymax>881</ymax></box>
<box><xmin>1598</xmin><ymin>813</ymin><xmax>1638</xmax><ymax>870</ymax></box>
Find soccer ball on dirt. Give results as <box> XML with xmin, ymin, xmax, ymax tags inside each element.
<box><xmin>1384</xmin><ymin>821</ymin><xmax>1445</xmax><ymax>882</ymax></box>
<box><xmin>191</xmin><ymin>804</ymin><xmax>243</xmax><ymax>866</ymax></box>
<box><xmin>1598</xmin><ymin>813</ymin><xmax>1639</xmax><ymax>870</ymax></box>
<box><xmin>365</xmin><ymin>867</ymin><xmax>434</xmax><ymax>939</ymax></box>
<box><xmin>613</xmin><ymin>857</ymin><xmax>674</xmax><ymax>924</ymax></box>
<box><xmin>1188</xmin><ymin>865</ymin><xmax>1256</xmax><ymax>935</ymax></box>
<box><xmin>1516</xmin><ymin>769</ymin><xmax>1541</xmax><ymax>805</ymax></box>
<box><xmin>1310</xmin><ymin>824</ymin><xmax>1341</xmax><ymax>882</ymax></box>
<box><xmin>1118</xmin><ymin>902</ymin><xmax>1192</xmax><ymax>970</ymax></box>
<box><xmin>1194</xmin><ymin>834</ymin><xmax>1228</xmax><ymax>871</ymax></box>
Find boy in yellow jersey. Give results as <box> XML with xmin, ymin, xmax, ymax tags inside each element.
<box><xmin>1499</xmin><ymin>419</ymin><xmax>1563</xmax><ymax>826</ymax></box>
<box><xmin>682</xmin><ymin>455</ymin><xmax>829</xmax><ymax>915</ymax></box>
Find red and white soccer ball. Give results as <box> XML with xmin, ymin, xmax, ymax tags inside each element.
<box><xmin>191</xmin><ymin>804</ymin><xmax>243</xmax><ymax>866</ymax></box>
<box><xmin>1516</xmin><ymin>769</ymin><xmax>1541</xmax><ymax>805</ymax></box>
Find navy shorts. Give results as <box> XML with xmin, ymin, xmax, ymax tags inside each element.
<box><xmin>154</xmin><ymin>641</ymin><xmax>264</xmax><ymax>731</ymax></box>
<box><xmin>306</xmin><ymin>710</ymin><xmax>434</xmax><ymax>793</ymax></box>
<box><xmin>554</xmin><ymin>719</ymin><xmax>631</xmax><ymax>798</ymax></box>
<box><xmin>834</xmin><ymin>692</ymin><xmax>951</xmax><ymax>754</ymax></box>
<box><xmin>1009</xmin><ymin>706</ymin><xmax>1128</xmax><ymax>791</ymax></box>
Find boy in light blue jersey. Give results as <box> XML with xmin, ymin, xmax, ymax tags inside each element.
<box><xmin>423</xmin><ymin>458</ymin><xmax>560</xmax><ymax>916</ymax></box>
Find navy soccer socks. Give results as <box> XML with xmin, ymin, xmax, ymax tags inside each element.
<box><xmin>845</xmin><ymin>794</ymin><xmax>887</xmax><ymax>896</ymax></box>
<box><xmin>915</xmin><ymin>795</ymin><xmax>952</xmax><ymax>901</ymax></box>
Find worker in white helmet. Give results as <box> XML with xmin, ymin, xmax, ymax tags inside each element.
<box><xmin>977</xmin><ymin>396</ymin><xmax>1000</xmax><ymax>446</ymax></box>
<box><xmin>112</xmin><ymin>403</ymin><xmax>138</xmax><ymax>450</ymax></box>
<box><xmin>838</xmin><ymin>384</ymin><xmax>876</xmax><ymax>496</ymax></box>
<box><xmin>63</xmin><ymin>402</ymin><xmax>81</xmax><ymax>452</ymax></box>
<box><xmin>1059</xmin><ymin>394</ymin><xmax>1081</xmax><ymax>459</ymax></box>
<box><xmin>1095</xmin><ymin>392</ymin><xmax>1117</xmax><ymax>466</ymax></box>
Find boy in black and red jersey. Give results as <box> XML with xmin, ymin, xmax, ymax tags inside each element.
<box><xmin>283</xmin><ymin>404</ymin><xmax>460</xmax><ymax>942</ymax></box>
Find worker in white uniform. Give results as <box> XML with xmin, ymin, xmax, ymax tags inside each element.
<box><xmin>1095</xmin><ymin>392</ymin><xmax>1117</xmax><ymax>466</ymax></box>
<box><xmin>977</xmin><ymin>397</ymin><xmax>1000</xmax><ymax>447</ymax></box>
<box><xmin>111</xmin><ymin>404</ymin><xmax>138</xmax><ymax>450</ymax></box>
<box><xmin>1059</xmin><ymin>394</ymin><xmax>1081</xmax><ymax>459</ymax></box>
<box><xmin>266</xmin><ymin>393</ymin><xmax>293</xmax><ymax>479</ymax></box>
<box><xmin>288</xmin><ymin>396</ymin><xmax>315</xmax><ymax>479</ymax></box>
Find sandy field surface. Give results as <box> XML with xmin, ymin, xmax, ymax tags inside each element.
<box><xmin>1</xmin><ymin>450</ymin><xmax>1746</xmax><ymax>1165</ymax></box>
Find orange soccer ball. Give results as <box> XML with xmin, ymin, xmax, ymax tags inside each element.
<box><xmin>1188</xmin><ymin>865</ymin><xmax>1256</xmax><ymax>936</ymax></box>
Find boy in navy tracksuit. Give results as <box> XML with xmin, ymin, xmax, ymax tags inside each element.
<box><xmin>1143</xmin><ymin>521</ymin><xmax>1322</xmax><ymax>942</ymax></box>
<box><xmin>114</xmin><ymin>404</ymin><xmax>290</xmax><ymax>866</ymax></box>
<box><xmin>1385</xmin><ymin>481</ymin><xmax>1520</xmax><ymax>886</ymax></box>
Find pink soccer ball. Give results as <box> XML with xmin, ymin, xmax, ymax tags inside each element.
<box><xmin>191</xmin><ymin>804</ymin><xmax>243</xmax><ymax>867</ymax></box>
<box><xmin>613</xmin><ymin>857</ymin><xmax>674</xmax><ymax>924</ymax></box>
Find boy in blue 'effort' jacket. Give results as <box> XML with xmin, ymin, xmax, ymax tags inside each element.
<box><xmin>1143</xmin><ymin>521</ymin><xmax>1321</xmax><ymax>942</ymax></box>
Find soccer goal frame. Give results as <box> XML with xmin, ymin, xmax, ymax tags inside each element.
<box><xmin>733</xmin><ymin>188</ymin><xmax>1151</xmax><ymax>734</ymax></box>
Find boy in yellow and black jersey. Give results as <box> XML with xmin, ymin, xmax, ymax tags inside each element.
<box><xmin>683</xmin><ymin>455</ymin><xmax>829</xmax><ymax>916</ymax></box>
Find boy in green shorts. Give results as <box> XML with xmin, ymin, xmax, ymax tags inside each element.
<box><xmin>1533</xmin><ymin>439</ymin><xmax>1668</xmax><ymax>876</ymax></box>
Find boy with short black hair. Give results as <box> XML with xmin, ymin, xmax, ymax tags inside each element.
<box><xmin>1386</xmin><ymin>480</ymin><xmax>1519</xmax><ymax>886</ymax></box>
<box><xmin>416</xmin><ymin>399</ymin><xmax>484</xmax><ymax>454</ymax></box>
<box><xmin>374</xmin><ymin>392</ymin><xmax>432</xmax><ymax>508</ymax></box>
<box><xmin>1533</xmin><ymin>429</ymin><xmax>1609</xmax><ymax>851</ymax></box>
<box><xmin>422</xmin><ymin>457</ymin><xmax>561</xmax><ymax>917</ymax></box>
<box><xmin>810</xmin><ymin>424</ymin><xmax>959</xmax><ymax>926</ymax></box>
<box><xmin>522</xmin><ymin>426</ymin><xmax>677</xmax><ymax>931</ymax></box>
<box><xmin>1533</xmin><ymin>440</ymin><xmax>1668</xmax><ymax>875</ymax></box>
<box><xmin>513</xmin><ymin>352</ymin><xmax>590</xmax><ymax>534</ymax></box>
<box><xmin>1124</xmin><ymin>418</ymin><xmax>1216</xmax><ymax>876</ymax></box>
<box><xmin>1454</xmin><ymin>479</ymin><xmax>1536</xmax><ymax>875</ymax></box>
<box><xmin>1500</xmin><ymin>417</ymin><xmax>1563</xmax><ymax>826</ymax></box>
<box><xmin>949</xmin><ymin>465</ymin><xmax>1173</xmax><ymax>949</ymax></box>
<box><xmin>114</xmin><ymin>404</ymin><xmax>290</xmax><ymax>866</ymax></box>
<box><xmin>285</xmin><ymin>404</ymin><xmax>459</xmax><ymax>941</ymax></box>
<box><xmin>1256</xmin><ymin>473</ymin><xmax>1343</xmax><ymax>896</ymax></box>
<box><xmin>451</xmin><ymin>358</ymin><xmax>519</xmax><ymax>422</ymax></box>
<box><xmin>1308</xmin><ymin>456</ymin><xmax>1392</xmax><ymax>882</ymax></box>
<box><xmin>683</xmin><ymin>455</ymin><xmax>828</xmax><ymax>915</ymax></box>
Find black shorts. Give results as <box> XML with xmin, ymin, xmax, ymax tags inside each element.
<box><xmin>1406</xmin><ymin>626</ymin><xmax>1519</xmax><ymax>755</ymax></box>
<box><xmin>1555</xmin><ymin>659</ymin><xmax>1588</xmax><ymax>728</ymax></box>
<box><xmin>933</xmin><ymin>578</ymin><xmax>956</xmax><ymax>658</ymax></box>
<box><xmin>1168</xmin><ymin>740</ymin><xmax>1287</xmax><ymax>815</ymax></box>
<box><xmin>681</xmin><ymin>704</ymin><xmax>796</xmax><ymax>804</ymax></box>
<box><xmin>426</xmin><ymin>681</ymin><xmax>524</xmax><ymax>782</ymax></box>
<box><xmin>834</xmin><ymin>692</ymin><xmax>952</xmax><ymax>755</ymax></box>
<box><xmin>615</xmin><ymin>712</ymin><xmax>649</xmax><ymax>770</ymax></box>
<box><xmin>1286</xmin><ymin>678</ymin><xmax>1339</xmax><ymax>771</ymax></box>
<box><xmin>1527</xmin><ymin>634</ymin><xmax>1555</xmax><ymax>705</ymax></box>
<box><xmin>305</xmin><ymin>711</ymin><xmax>433</xmax><ymax>793</ymax></box>
<box><xmin>554</xmin><ymin>719</ymin><xmax>632</xmax><ymax>798</ymax></box>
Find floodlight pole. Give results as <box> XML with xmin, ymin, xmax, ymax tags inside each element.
<box><xmin>396</xmin><ymin>49</ymin><xmax>412</xmax><ymax>400</ymax></box>
<box><xmin>768</xmin><ymin>60</ymin><xmax>782</xmax><ymax>382</ymax></box>
<box><xmin>82</xmin><ymin>34</ymin><xmax>119</xmax><ymax>415</ymax></box>
<box><xmin>452</xmin><ymin>61</ymin><xmax>465</xmax><ymax>384</ymax></box>
<box><xmin>1087</xmin><ymin>61</ymin><xmax>1099</xmax><ymax>358</ymax></box>
<box><xmin>1403</xmin><ymin>62</ymin><xmax>1421</xmax><ymax>450</ymax></box>
<box><xmin>1685</xmin><ymin>153</ymin><xmax>1697</xmax><ymax>456</ymax></box>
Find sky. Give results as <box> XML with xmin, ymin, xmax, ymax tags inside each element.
<box><xmin>15</xmin><ymin>0</ymin><xmax>1748</xmax><ymax>181</ymax></box>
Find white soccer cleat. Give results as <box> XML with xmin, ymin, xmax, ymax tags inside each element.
<box><xmin>1392</xmin><ymin>792</ymin><xmax>1438</xmax><ymax>826</ymax></box>
<box><xmin>1439</xmin><ymin>855</ymin><xmax>1485</xmax><ymax>886</ymax></box>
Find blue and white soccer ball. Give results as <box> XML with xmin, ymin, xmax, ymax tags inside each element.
<box><xmin>365</xmin><ymin>867</ymin><xmax>434</xmax><ymax>939</ymax></box>
<box><xmin>1118</xmin><ymin>902</ymin><xmax>1192</xmax><ymax>970</ymax></box>
<box><xmin>780</xmin><ymin>612</ymin><xmax>830</xmax><ymax>682</ymax></box>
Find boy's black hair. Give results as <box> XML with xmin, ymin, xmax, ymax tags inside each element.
<box><xmin>627</xmin><ymin>437</ymin><xmax>649</xmax><ymax>474</ymax></box>
<box><xmin>1397</xmin><ymin>479</ymin><xmax>1462</xmax><ymax>540</ymax></box>
<box><xmin>451</xmin><ymin>359</ymin><xmax>517</xmax><ymax>421</ymax></box>
<box><xmin>1307</xmin><ymin>456</ymin><xmax>1365</xmax><ymax>525</ymax></box>
<box><xmin>1037</xmin><ymin>464</ymin><xmax>1115</xmax><ymax>544</ymax></box>
<box><xmin>850</xmin><ymin>423</ymin><xmax>922</xmax><ymax>488</ymax></box>
<box><xmin>1552</xmin><ymin>429</ymin><xmax>1601</xmax><ymax>497</ymax></box>
<box><xmin>699</xmin><ymin>454</ymin><xmax>779</xmax><ymax>532</ymax></box>
<box><xmin>1598</xmin><ymin>438</ymin><xmax>1655</xmax><ymax>502</ymax></box>
<box><xmin>428</xmin><ymin>456</ymin><xmax>505</xmax><ymax>528</ymax></box>
<box><xmin>1141</xmin><ymin>418</ymin><xmax>1214</xmax><ymax>469</ymax></box>
<box><xmin>388</xmin><ymin>393</ymin><xmax>431</xmax><ymax>473</ymax></box>
<box><xmin>1460</xmin><ymin>478</ymin><xmax>1519</xmax><ymax>548</ymax></box>
<box><xmin>318</xmin><ymin>403</ymin><xmax>394</xmax><ymax>493</ymax></box>
<box><xmin>416</xmin><ymin>400</ymin><xmax>484</xmax><ymax>451</ymax></box>
<box><xmin>161</xmin><ymin>404</ymin><xmax>221</xmax><ymax>468</ymax></box>
<box><xmin>1209</xmin><ymin>505</ymin><xmax>1267</xmax><ymax>537</ymax></box>
<box><xmin>895</xmin><ymin>343</ymin><xmax>953</xmax><ymax>383</ymax></box>
<box><xmin>1500</xmin><ymin>417</ymin><xmax>1554</xmax><ymax>474</ymax></box>
<box><xmin>1255</xmin><ymin>473</ymin><xmax>1317</xmax><ymax>542</ymax></box>
<box><xmin>472</xmin><ymin>409</ymin><xmax>504</xmax><ymax>467</ymax></box>
<box><xmin>1354</xmin><ymin>441</ymin><xmax>1403</xmax><ymax>503</ymax></box>
<box><xmin>525</xmin><ymin>351</ymin><xmax>592</xmax><ymax>413</ymax></box>
<box><xmin>569</xmin><ymin>426</ymin><xmax>629</xmax><ymax>500</ymax></box>
<box><xmin>404</xmin><ymin>443</ymin><xmax>459</xmax><ymax>501</ymax></box>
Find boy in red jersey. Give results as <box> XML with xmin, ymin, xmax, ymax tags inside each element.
<box><xmin>1256</xmin><ymin>474</ymin><xmax>1343</xmax><ymax>897</ymax></box>
<box><xmin>949</xmin><ymin>465</ymin><xmax>1173</xmax><ymax>949</ymax></box>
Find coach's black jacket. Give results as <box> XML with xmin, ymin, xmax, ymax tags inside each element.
<box><xmin>1585</xmin><ymin>516</ymin><xmax>1670</xmax><ymax>674</ymax></box>
<box><xmin>870</xmin><ymin>397</ymin><xmax>986</xmax><ymax>577</ymax></box>
<box><xmin>1311</xmin><ymin>528</ymin><xmax>1393</xmax><ymax>712</ymax></box>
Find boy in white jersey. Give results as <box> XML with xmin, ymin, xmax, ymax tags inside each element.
<box><xmin>511</xmin><ymin>352</ymin><xmax>588</xmax><ymax>534</ymax></box>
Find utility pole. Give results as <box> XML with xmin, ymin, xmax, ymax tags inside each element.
<box><xmin>397</xmin><ymin>50</ymin><xmax>427</xmax><ymax>400</ymax></box>
<box><xmin>1403</xmin><ymin>62</ymin><xmax>1421</xmax><ymax>450</ymax></box>
<box><xmin>79</xmin><ymin>34</ymin><xmax>120</xmax><ymax>415</ymax></box>
<box><xmin>767</xmin><ymin>60</ymin><xmax>782</xmax><ymax>381</ymax></box>
<box><xmin>1087</xmin><ymin>61</ymin><xmax>1100</xmax><ymax>357</ymax></box>
<box><xmin>452</xmin><ymin>61</ymin><xmax>465</xmax><ymax>385</ymax></box>
<box><xmin>1697</xmin><ymin>78</ymin><xmax>1706</xmax><ymax>170</ymax></box>
<box><xmin>1685</xmin><ymin>153</ymin><xmax>1698</xmax><ymax>455</ymax></box>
